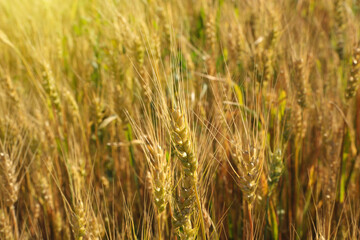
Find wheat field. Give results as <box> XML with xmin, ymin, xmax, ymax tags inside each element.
<box><xmin>0</xmin><ymin>0</ymin><xmax>360</xmax><ymax>239</ymax></box>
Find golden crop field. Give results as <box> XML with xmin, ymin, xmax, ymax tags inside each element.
<box><xmin>0</xmin><ymin>0</ymin><xmax>360</xmax><ymax>239</ymax></box>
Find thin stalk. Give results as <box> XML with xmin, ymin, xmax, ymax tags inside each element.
<box><xmin>345</xmin><ymin>152</ymin><xmax>359</xmax><ymax>191</ymax></box>
<box><xmin>338</xmin><ymin>120</ymin><xmax>347</xmax><ymax>203</ymax></box>
<box><xmin>10</xmin><ymin>206</ymin><xmax>18</xmax><ymax>240</ymax></box>
<box><xmin>195</xmin><ymin>185</ymin><xmax>207</xmax><ymax>240</ymax></box>
<box><xmin>269</xmin><ymin>199</ymin><xmax>279</xmax><ymax>240</ymax></box>
<box><xmin>158</xmin><ymin>213</ymin><xmax>162</xmax><ymax>240</ymax></box>
<box><xmin>294</xmin><ymin>136</ymin><xmax>301</xmax><ymax>229</ymax></box>
<box><xmin>248</xmin><ymin>204</ymin><xmax>253</xmax><ymax>240</ymax></box>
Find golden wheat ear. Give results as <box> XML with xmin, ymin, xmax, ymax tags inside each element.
<box><xmin>231</xmin><ymin>143</ymin><xmax>263</xmax><ymax>204</ymax></box>
<box><xmin>0</xmin><ymin>209</ymin><xmax>13</xmax><ymax>240</ymax></box>
<box><xmin>72</xmin><ymin>199</ymin><xmax>87</xmax><ymax>240</ymax></box>
<box><xmin>293</xmin><ymin>59</ymin><xmax>307</xmax><ymax>109</ymax></box>
<box><xmin>0</xmin><ymin>152</ymin><xmax>19</xmax><ymax>240</ymax></box>
<box><xmin>170</xmin><ymin>107</ymin><xmax>199</xmax><ymax>239</ymax></box>
<box><xmin>42</xmin><ymin>63</ymin><xmax>62</xmax><ymax>116</ymax></box>
<box><xmin>1</xmin><ymin>74</ymin><xmax>20</xmax><ymax>107</ymax></box>
<box><xmin>145</xmin><ymin>139</ymin><xmax>171</xmax><ymax>214</ymax></box>
<box><xmin>0</xmin><ymin>152</ymin><xmax>19</xmax><ymax>207</ymax></box>
<box><xmin>171</xmin><ymin>108</ymin><xmax>198</xmax><ymax>175</ymax></box>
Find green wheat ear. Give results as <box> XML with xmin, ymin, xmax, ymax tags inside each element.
<box><xmin>345</xmin><ymin>48</ymin><xmax>360</xmax><ymax>100</ymax></box>
<box><xmin>268</xmin><ymin>148</ymin><xmax>284</xmax><ymax>194</ymax></box>
<box><xmin>334</xmin><ymin>0</ymin><xmax>345</xmax><ymax>59</ymax></box>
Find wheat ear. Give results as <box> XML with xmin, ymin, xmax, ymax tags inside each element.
<box><xmin>171</xmin><ymin>108</ymin><xmax>205</xmax><ymax>239</ymax></box>
<box><xmin>0</xmin><ymin>152</ymin><xmax>19</xmax><ymax>240</ymax></box>
<box><xmin>345</xmin><ymin>48</ymin><xmax>360</xmax><ymax>100</ymax></box>
<box><xmin>0</xmin><ymin>210</ymin><xmax>13</xmax><ymax>240</ymax></box>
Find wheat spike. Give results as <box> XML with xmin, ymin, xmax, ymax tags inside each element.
<box><xmin>231</xmin><ymin>143</ymin><xmax>262</xmax><ymax>204</ymax></box>
<box><xmin>334</xmin><ymin>0</ymin><xmax>345</xmax><ymax>59</ymax></box>
<box><xmin>0</xmin><ymin>152</ymin><xmax>19</xmax><ymax>207</ymax></box>
<box><xmin>42</xmin><ymin>63</ymin><xmax>62</xmax><ymax>115</ymax></box>
<box><xmin>171</xmin><ymin>108</ymin><xmax>197</xmax><ymax>239</ymax></box>
<box><xmin>0</xmin><ymin>210</ymin><xmax>13</xmax><ymax>240</ymax></box>
<box><xmin>345</xmin><ymin>48</ymin><xmax>360</xmax><ymax>100</ymax></box>
<box><xmin>74</xmin><ymin>200</ymin><xmax>87</xmax><ymax>240</ymax></box>
<box><xmin>268</xmin><ymin>148</ymin><xmax>284</xmax><ymax>194</ymax></box>
<box><xmin>294</xmin><ymin>59</ymin><xmax>307</xmax><ymax>109</ymax></box>
<box><xmin>206</xmin><ymin>13</ymin><xmax>216</xmax><ymax>54</ymax></box>
<box><xmin>146</xmin><ymin>142</ymin><xmax>170</xmax><ymax>213</ymax></box>
<box><xmin>1</xmin><ymin>74</ymin><xmax>19</xmax><ymax>106</ymax></box>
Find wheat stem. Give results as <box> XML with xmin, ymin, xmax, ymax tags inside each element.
<box><xmin>195</xmin><ymin>185</ymin><xmax>206</xmax><ymax>240</ymax></box>
<box><xmin>10</xmin><ymin>206</ymin><xmax>18</xmax><ymax>240</ymax></box>
<box><xmin>248</xmin><ymin>204</ymin><xmax>253</xmax><ymax>240</ymax></box>
<box><xmin>158</xmin><ymin>213</ymin><xmax>162</xmax><ymax>240</ymax></box>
